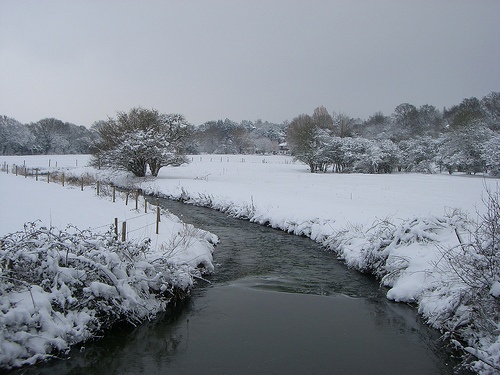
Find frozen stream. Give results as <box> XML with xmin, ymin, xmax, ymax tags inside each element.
<box><xmin>13</xmin><ymin>198</ymin><xmax>464</xmax><ymax>374</ymax></box>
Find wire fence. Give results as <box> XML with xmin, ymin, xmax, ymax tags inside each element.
<box><xmin>2</xmin><ymin>161</ymin><xmax>164</xmax><ymax>241</ymax></box>
<box><xmin>189</xmin><ymin>155</ymin><xmax>294</xmax><ymax>164</ymax></box>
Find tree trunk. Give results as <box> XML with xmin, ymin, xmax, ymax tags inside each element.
<box><xmin>149</xmin><ymin>159</ymin><xmax>161</xmax><ymax>177</ymax></box>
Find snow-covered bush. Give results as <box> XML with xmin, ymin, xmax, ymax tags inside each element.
<box><xmin>428</xmin><ymin>187</ymin><xmax>500</xmax><ymax>373</ymax></box>
<box><xmin>328</xmin><ymin>215</ymin><xmax>452</xmax><ymax>279</ymax></box>
<box><xmin>0</xmin><ymin>222</ymin><xmax>201</xmax><ymax>369</ymax></box>
<box><xmin>483</xmin><ymin>135</ymin><xmax>500</xmax><ymax>177</ymax></box>
<box><xmin>328</xmin><ymin>188</ymin><xmax>500</xmax><ymax>373</ymax></box>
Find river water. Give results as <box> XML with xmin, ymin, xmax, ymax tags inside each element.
<box><xmin>14</xmin><ymin>198</ymin><xmax>464</xmax><ymax>374</ymax></box>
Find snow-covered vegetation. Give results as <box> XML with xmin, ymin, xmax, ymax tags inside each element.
<box><xmin>286</xmin><ymin>94</ymin><xmax>500</xmax><ymax>176</ymax></box>
<box><xmin>90</xmin><ymin>108</ymin><xmax>192</xmax><ymax>177</ymax></box>
<box><xmin>3</xmin><ymin>93</ymin><xmax>499</xmax><ymax>179</ymax></box>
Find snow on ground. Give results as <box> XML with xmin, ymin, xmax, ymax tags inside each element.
<box><xmin>3</xmin><ymin>154</ymin><xmax>493</xmax><ymax>225</ymax></box>
<box><xmin>0</xmin><ymin>156</ymin><xmax>216</xmax><ymax>269</ymax></box>
<box><xmin>1</xmin><ymin>154</ymin><xmax>499</xmax><ymax>373</ymax></box>
<box><xmin>153</xmin><ymin>154</ymin><xmax>493</xmax><ymax>225</ymax></box>
<box><xmin>0</xmin><ymin>156</ymin><xmax>216</xmax><ymax>369</ymax></box>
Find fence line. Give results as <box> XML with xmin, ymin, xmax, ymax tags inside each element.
<box><xmin>123</xmin><ymin>212</ymin><xmax>151</xmax><ymax>222</ymax></box>
<box><xmin>2</xmin><ymin>161</ymin><xmax>164</xmax><ymax>240</ymax></box>
<box><xmin>189</xmin><ymin>155</ymin><xmax>294</xmax><ymax>164</ymax></box>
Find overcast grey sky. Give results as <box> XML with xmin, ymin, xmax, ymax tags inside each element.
<box><xmin>1</xmin><ymin>1</ymin><xmax>499</xmax><ymax>127</ymax></box>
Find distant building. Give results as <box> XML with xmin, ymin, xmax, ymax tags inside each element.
<box><xmin>278</xmin><ymin>142</ymin><xmax>289</xmax><ymax>154</ymax></box>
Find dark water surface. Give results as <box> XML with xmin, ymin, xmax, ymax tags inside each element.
<box><xmin>13</xmin><ymin>198</ymin><xmax>463</xmax><ymax>375</ymax></box>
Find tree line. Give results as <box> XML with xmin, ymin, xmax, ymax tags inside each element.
<box><xmin>0</xmin><ymin>115</ymin><xmax>287</xmax><ymax>157</ymax></box>
<box><xmin>286</xmin><ymin>92</ymin><xmax>500</xmax><ymax>176</ymax></box>
<box><xmin>0</xmin><ymin>117</ymin><xmax>99</xmax><ymax>155</ymax></box>
<box><xmin>1</xmin><ymin>91</ymin><xmax>499</xmax><ymax>176</ymax></box>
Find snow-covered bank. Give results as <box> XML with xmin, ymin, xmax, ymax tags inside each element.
<box><xmin>2</xmin><ymin>154</ymin><xmax>499</xmax><ymax>373</ymax></box>
<box><xmin>0</xmin><ymin>165</ymin><xmax>216</xmax><ymax>369</ymax></box>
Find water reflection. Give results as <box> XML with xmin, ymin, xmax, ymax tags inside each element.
<box><xmin>16</xmin><ymin>284</ymin><xmax>458</xmax><ymax>375</ymax></box>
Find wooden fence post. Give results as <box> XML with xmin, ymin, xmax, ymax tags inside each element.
<box><xmin>15</xmin><ymin>165</ymin><xmax>18</xmax><ymax>176</ymax></box>
<box><xmin>125</xmin><ymin>191</ymin><xmax>129</xmax><ymax>205</ymax></box>
<box><xmin>114</xmin><ymin>218</ymin><xmax>118</xmax><ymax>240</ymax></box>
<box><xmin>112</xmin><ymin>186</ymin><xmax>116</xmax><ymax>202</ymax></box>
<box><xmin>121</xmin><ymin>221</ymin><xmax>126</xmax><ymax>242</ymax></box>
<box><xmin>35</xmin><ymin>168</ymin><xmax>38</xmax><ymax>181</ymax></box>
<box><xmin>156</xmin><ymin>205</ymin><xmax>160</xmax><ymax>234</ymax></box>
<box><xmin>62</xmin><ymin>173</ymin><xmax>65</xmax><ymax>186</ymax></box>
<box><xmin>96</xmin><ymin>181</ymin><xmax>100</xmax><ymax>196</ymax></box>
<box><xmin>47</xmin><ymin>172</ymin><xmax>50</xmax><ymax>183</ymax></box>
<box><xmin>135</xmin><ymin>190</ymin><xmax>139</xmax><ymax>210</ymax></box>
<box><xmin>80</xmin><ymin>177</ymin><xmax>84</xmax><ymax>191</ymax></box>
<box><xmin>144</xmin><ymin>197</ymin><xmax>147</xmax><ymax>213</ymax></box>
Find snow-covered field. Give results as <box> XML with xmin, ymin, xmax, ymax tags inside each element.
<box><xmin>1</xmin><ymin>154</ymin><xmax>499</xmax><ymax>373</ymax></box>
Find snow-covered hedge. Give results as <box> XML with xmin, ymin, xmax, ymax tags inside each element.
<box><xmin>328</xmin><ymin>205</ymin><xmax>500</xmax><ymax>373</ymax></box>
<box><xmin>0</xmin><ymin>222</ymin><xmax>210</xmax><ymax>369</ymax></box>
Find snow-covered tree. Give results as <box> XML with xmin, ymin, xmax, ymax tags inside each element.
<box><xmin>438</xmin><ymin>126</ymin><xmax>493</xmax><ymax>174</ymax></box>
<box><xmin>354</xmin><ymin>111</ymin><xmax>393</xmax><ymax>140</ymax></box>
<box><xmin>29</xmin><ymin>118</ymin><xmax>71</xmax><ymax>154</ymax></box>
<box><xmin>91</xmin><ymin>108</ymin><xmax>192</xmax><ymax>177</ymax></box>
<box><xmin>190</xmin><ymin>119</ymin><xmax>253</xmax><ymax>154</ymax></box>
<box><xmin>398</xmin><ymin>136</ymin><xmax>439</xmax><ymax>173</ymax></box>
<box><xmin>287</xmin><ymin>107</ymin><xmax>337</xmax><ymax>172</ymax></box>
<box><xmin>286</xmin><ymin>113</ymin><xmax>317</xmax><ymax>171</ymax></box>
<box><xmin>444</xmin><ymin>97</ymin><xmax>486</xmax><ymax>130</ymax></box>
<box><xmin>350</xmin><ymin>139</ymin><xmax>399</xmax><ymax>174</ymax></box>
<box><xmin>483</xmin><ymin>134</ymin><xmax>500</xmax><ymax>176</ymax></box>
<box><xmin>374</xmin><ymin>139</ymin><xmax>400</xmax><ymax>173</ymax></box>
<box><xmin>416</xmin><ymin>104</ymin><xmax>445</xmax><ymax>136</ymax></box>
<box><xmin>333</xmin><ymin>112</ymin><xmax>355</xmax><ymax>138</ymax></box>
<box><xmin>0</xmin><ymin>116</ymin><xmax>35</xmax><ymax>155</ymax></box>
<box><xmin>481</xmin><ymin>92</ymin><xmax>500</xmax><ymax>130</ymax></box>
<box><xmin>391</xmin><ymin>103</ymin><xmax>420</xmax><ymax>140</ymax></box>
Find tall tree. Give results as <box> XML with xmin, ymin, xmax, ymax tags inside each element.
<box><xmin>392</xmin><ymin>103</ymin><xmax>419</xmax><ymax>139</ymax></box>
<box><xmin>481</xmin><ymin>91</ymin><xmax>500</xmax><ymax>131</ymax></box>
<box><xmin>334</xmin><ymin>112</ymin><xmax>354</xmax><ymax>138</ymax></box>
<box><xmin>286</xmin><ymin>113</ymin><xmax>318</xmax><ymax>172</ymax></box>
<box><xmin>0</xmin><ymin>116</ymin><xmax>34</xmax><ymax>155</ymax></box>
<box><xmin>311</xmin><ymin>106</ymin><xmax>334</xmax><ymax>130</ymax></box>
<box><xmin>30</xmin><ymin>118</ymin><xmax>69</xmax><ymax>154</ymax></box>
<box><xmin>286</xmin><ymin>107</ymin><xmax>339</xmax><ymax>172</ymax></box>
<box><xmin>444</xmin><ymin>97</ymin><xmax>486</xmax><ymax>129</ymax></box>
<box><xmin>416</xmin><ymin>104</ymin><xmax>444</xmax><ymax>136</ymax></box>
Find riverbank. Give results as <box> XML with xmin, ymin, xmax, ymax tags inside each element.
<box><xmin>0</xmin><ymin>164</ymin><xmax>216</xmax><ymax>369</ymax></box>
<box><xmin>1</xmin><ymin>154</ymin><xmax>499</xmax><ymax>373</ymax></box>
